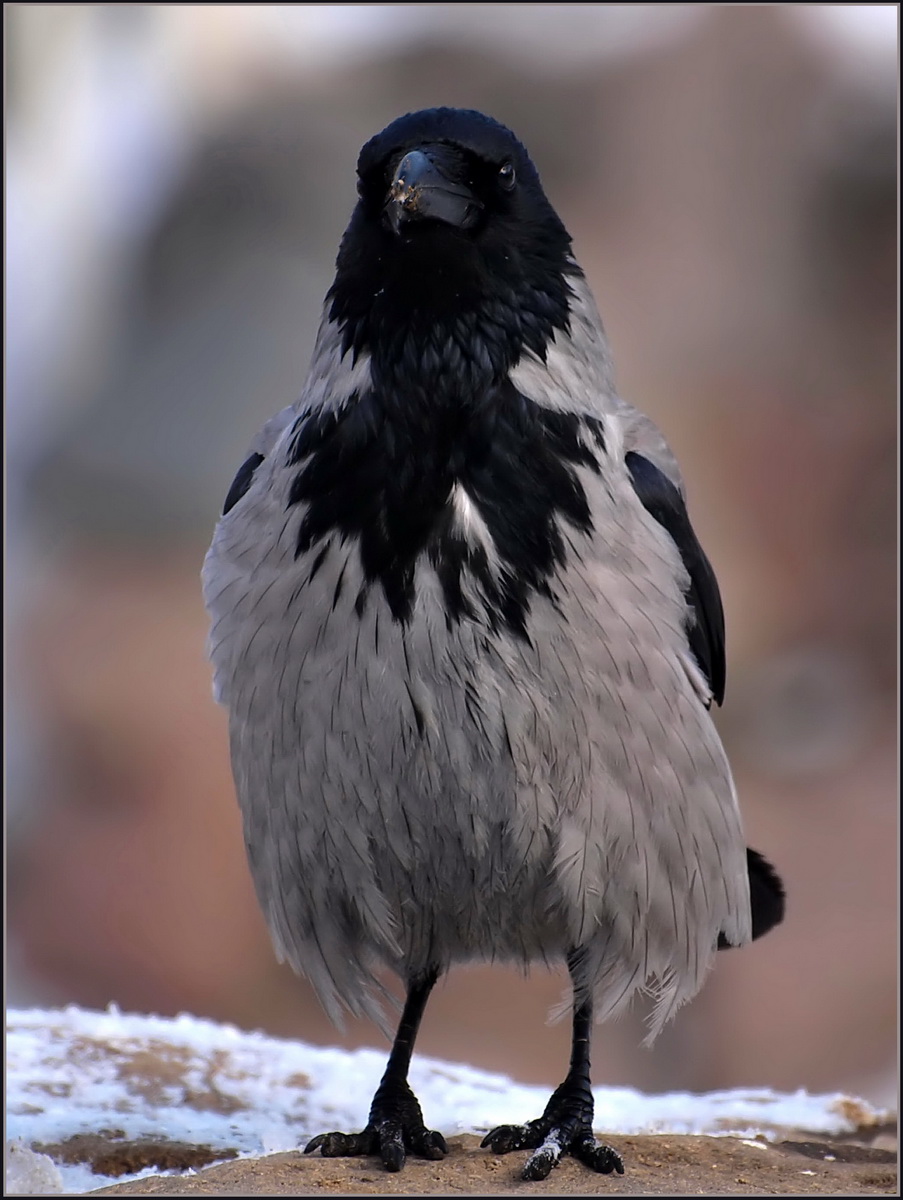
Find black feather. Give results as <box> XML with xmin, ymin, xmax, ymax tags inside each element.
<box><xmin>286</xmin><ymin>387</ymin><xmax>600</xmax><ymax>637</ymax></box>
<box><xmin>222</xmin><ymin>451</ymin><xmax>264</xmax><ymax>515</ymax></box>
<box><xmin>718</xmin><ymin>848</ymin><xmax>786</xmax><ymax>949</ymax></box>
<box><xmin>624</xmin><ymin>450</ymin><xmax>726</xmax><ymax>705</ymax></box>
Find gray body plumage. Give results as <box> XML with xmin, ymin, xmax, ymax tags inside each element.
<box><xmin>203</xmin><ymin>267</ymin><xmax>752</xmax><ymax>1043</ymax></box>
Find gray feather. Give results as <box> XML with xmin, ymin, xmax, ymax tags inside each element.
<box><xmin>202</xmin><ymin>261</ymin><xmax>751</xmax><ymax>1042</ymax></box>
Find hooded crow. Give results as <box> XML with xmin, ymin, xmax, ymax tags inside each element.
<box><xmin>202</xmin><ymin>107</ymin><xmax>784</xmax><ymax>1181</ymax></box>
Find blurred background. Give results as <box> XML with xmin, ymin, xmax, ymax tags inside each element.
<box><xmin>5</xmin><ymin>4</ymin><xmax>898</xmax><ymax>1109</ymax></box>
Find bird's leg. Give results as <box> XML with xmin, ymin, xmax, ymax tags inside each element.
<box><xmin>481</xmin><ymin>952</ymin><xmax>624</xmax><ymax>1181</ymax></box>
<box><xmin>304</xmin><ymin>969</ymin><xmax>447</xmax><ymax>1172</ymax></box>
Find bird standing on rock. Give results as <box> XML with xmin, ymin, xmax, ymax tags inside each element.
<box><xmin>202</xmin><ymin>107</ymin><xmax>785</xmax><ymax>1182</ymax></box>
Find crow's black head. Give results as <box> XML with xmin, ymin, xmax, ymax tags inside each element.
<box><xmin>356</xmin><ymin>108</ymin><xmax>567</xmax><ymax>241</ymax></box>
<box><xmin>328</xmin><ymin>108</ymin><xmax>577</xmax><ymax>379</ymax></box>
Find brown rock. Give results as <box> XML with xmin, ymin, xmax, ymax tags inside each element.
<box><xmin>88</xmin><ymin>1133</ymin><xmax>897</xmax><ymax>1196</ymax></box>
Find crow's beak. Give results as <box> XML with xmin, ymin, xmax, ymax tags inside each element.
<box><xmin>386</xmin><ymin>150</ymin><xmax>482</xmax><ymax>234</ymax></box>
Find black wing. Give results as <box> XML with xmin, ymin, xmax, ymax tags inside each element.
<box><xmin>718</xmin><ymin>848</ymin><xmax>786</xmax><ymax>949</ymax></box>
<box><xmin>222</xmin><ymin>451</ymin><xmax>265</xmax><ymax>515</ymax></box>
<box><xmin>625</xmin><ymin>450</ymin><xmax>726</xmax><ymax>706</ymax></box>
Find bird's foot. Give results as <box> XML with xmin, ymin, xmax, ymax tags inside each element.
<box><xmin>481</xmin><ymin>1081</ymin><xmax>624</xmax><ymax>1181</ymax></box>
<box><xmin>304</xmin><ymin>1080</ymin><xmax>447</xmax><ymax>1173</ymax></box>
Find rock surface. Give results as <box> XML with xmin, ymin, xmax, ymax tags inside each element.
<box><xmin>87</xmin><ymin>1131</ymin><xmax>897</xmax><ymax>1196</ymax></box>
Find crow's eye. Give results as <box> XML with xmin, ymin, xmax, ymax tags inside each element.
<box><xmin>498</xmin><ymin>161</ymin><xmax>516</xmax><ymax>191</ymax></box>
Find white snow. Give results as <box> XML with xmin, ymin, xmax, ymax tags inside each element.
<box><xmin>5</xmin><ymin>1143</ymin><xmax>65</xmax><ymax>1196</ymax></box>
<box><xmin>6</xmin><ymin>1005</ymin><xmax>892</xmax><ymax>1194</ymax></box>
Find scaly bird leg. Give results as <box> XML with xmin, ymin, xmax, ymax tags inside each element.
<box><xmin>304</xmin><ymin>969</ymin><xmax>447</xmax><ymax>1173</ymax></box>
<box><xmin>481</xmin><ymin>952</ymin><xmax>624</xmax><ymax>1181</ymax></box>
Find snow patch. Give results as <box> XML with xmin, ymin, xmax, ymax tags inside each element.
<box><xmin>6</xmin><ymin>1141</ymin><xmax>64</xmax><ymax>1196</ymax></box>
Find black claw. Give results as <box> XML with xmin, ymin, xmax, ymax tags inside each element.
<box><xmin>380</xmin><ymin>1129</ymin><xmax>406</xmax><ymax>1173</ymax></box>
<box><xmin>482</xmin><ymin>1124</ymin><xmax>531</xmax><ymax>1154</ymax></box>
<box><xmin>415</xmin><ymin>1129</ymin><xmax>448</xmax><ymax>1159</ymax></box>
<box><xmin>523</xmin><ymin>1144</ymin><xmax>560</xmax><ymax>1181</ymax></box>
<box><xmin>308</xmin><ymin>1129</ymin><xmax>377</xmax><ymax>1158</ymax></box>
<box><xmin>605</xmin><ymin>1148</ymin><xmax>625</xmax><ymax>1175</ymax></box>
<box><xmin>571</xmin><ymin>1132</ymin><xmax>624</xmax><ymax>1175</ymax></box>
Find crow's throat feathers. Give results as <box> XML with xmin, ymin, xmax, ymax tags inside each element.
<box><xmin>325</xmin><ymin>230</ymin><xmax>579</xmax><ymax>404</ymax></box>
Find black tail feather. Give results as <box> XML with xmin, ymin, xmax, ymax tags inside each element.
<box><xmin>718</xmin><ymin>848</ymin><xmax>785</xmax><ymax>950</ymax></box>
